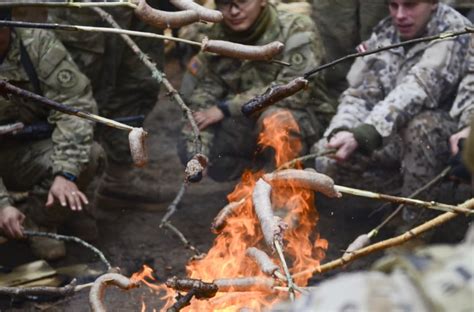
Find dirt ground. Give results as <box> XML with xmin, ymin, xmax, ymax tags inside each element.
<box><xmin>1</xmin><ymin>57</ymin><xmax>471</xmax><ymax>312</ymax></box>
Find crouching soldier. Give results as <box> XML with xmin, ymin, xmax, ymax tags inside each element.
<box><xmin>0</xmin><ymin>9</ymin><xmax>105</xmax><ymax>260</ymax></box>
<box><xmin>312</xmin><ymin>0</ymin><xmax>472</xmax><ymax>229</ymax></box>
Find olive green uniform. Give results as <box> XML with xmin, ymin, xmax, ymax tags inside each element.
<box><xmin>180</xmin><ymin>5</ymin><xmax>335</xmax><ymax>181</ymax></box>
<box><xmin>0</xmin><ymin>28</ymin><xmax>104</xmax><ymax>227</ymax></box>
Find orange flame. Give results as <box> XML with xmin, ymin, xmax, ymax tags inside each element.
<box><xmin>134</xmin><ymin>110</ymin><xmax>328</xmax><ymax>311</ymax></box>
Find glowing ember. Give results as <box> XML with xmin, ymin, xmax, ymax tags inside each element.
<box><xmin>133</xmin><ymin>110</ymin><xmax>328</xmax><ymax>311</ymax></box>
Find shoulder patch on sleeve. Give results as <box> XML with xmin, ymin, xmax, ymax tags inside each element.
<box><xmin>56</xmin><ymin>69</ymin><xmax>77</xmax><ymax>88</ymax></box>
<box><xmin>187</xmin><ymin>55</ymin><xmax>203</xmax><ymax>77</ymax></box>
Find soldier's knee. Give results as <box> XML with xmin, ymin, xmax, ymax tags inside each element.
<box><xmin>402</xmin><ymin>112</ymin><xmax>440</xmax><ymax>143</ymax></box>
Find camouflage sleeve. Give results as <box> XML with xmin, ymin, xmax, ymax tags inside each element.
<box><xmin>323</xmin><ymin>55</ymin><xmax>384</xmax><ymax>137</ymax></box>
<box><xmin>187</xmin><ymin>54</ymin><xmax>227</xmax><ymax>157</ymax></box>
<box><xmin>365</xmin><ymin>38</ymin><xmax>466</xmax><ymax>137</ymax></box>
<box><xmin>450</xmin><ymin>41</ymin><xmax>474</xmax><ymax>130</ymax></box>
<box><xmin>24</xmin><ymin>29</ymin><xmax>97</xmax><ymax>177</ymax></box>
<box><xmin>0</xmin><ymin>178</ymin><xmax>12</xmax><ymax>209</ymax></box>
<box><xmin>226</xmin><ymin>16</ymin><xmax>328</xmax><ymax>116</ymax></box>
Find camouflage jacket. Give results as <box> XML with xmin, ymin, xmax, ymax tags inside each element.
<box><xmin>0</xmin><ymin>29</ymin><xmax>97</xmax><ymax>209</ymax></box>
<box><xmin>324</xmin><ymin>3</ymin><xmax>472</xmax><ymax>139</ymax></box>
<box><xmin>188</xmin><ymin>5</ymin><xmax>333</xmax><ymax>117</ymax></box>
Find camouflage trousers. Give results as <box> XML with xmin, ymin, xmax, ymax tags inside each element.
<box><xmin>49</xmin><ymin>8</ymin><xmax>164</xmax><ymax>166</ymax></box>
<box><xmin>179</xmin><ymin>107</ymin><xmax>329</xmax><ymax>181</ymax></box>
<box><xmin>0</xmin><ymin>139</ymin><xmax>105</xmax><ymax>228</ymax></box>
<box><xmin>312</xmin><ymin>0</ymin><xmax>388</xmax><ymax>97</ymax></box>
<box><xmin>315</xmin><ymin>111</ymin><xmax>457</xmax><ymax>224</ymax></box>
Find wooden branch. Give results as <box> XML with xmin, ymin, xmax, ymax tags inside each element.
<box><xmin>160</xmin><ymin>182</ymin><xmax>188</xmax><ymax>226</ymax></box>
<box><xmin>89</xmin><ymin>273</ymin><xmax>140</xmax><ymax>312</ymax></box>
<box><xmin>165</xmin><ymin>276</ymin><xmax>218</xmax><ymax>299</ymax></box>
<box><xmin>161</xmin><ymin>221</ymin><xmax>204</xmax><ymax>257</ymax></box>
<box><xmin>292</xmin><ymin>198</ymin><xmax>474</xmax><ymax>279</ymax></box>
<box><xmin>166</xmin><ymin>289</ymin><xmax>196</xmax><ymax>312</ymax></box>
<box><xmin>276</xmin><ymin>149</ymin><xmax>336</xmax><ymax>170</ymax></box>
<box><xmin>274</xmin><ymin>240</ymin><xmax>295</xmax><ymax>301</ymax></box>
<box><xmin>91</xmin><ymin>7</ymin><xmax>204</xmax><ymax>175</ymax></box>
<box><xmin>24</xmin><ymin>230</ymin><xmax>112</xmax><ymax>271</ymax></box>
<box><xmin>242</xmin><ymin>27</ymin><xmax>474</xmax><ymax>115</ymax></box>
<box><xmin>0</xmin><ymin>279</ymin><xmax>77</xmax><ymax>299</ymax></box>
<box><xmin>0</xmin><ymin>1</ymin><xmax>137</xmax><ymax>9</ymax></box>
<box><xmin>0</xmin><ymin>80</ymin><xmax>134</xmax><ymax>132</ymax></box>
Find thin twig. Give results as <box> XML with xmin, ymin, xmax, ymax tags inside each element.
<box><xmin>274</xmin><ymin>240</ymin><xmax>295</xmax><ymax>302</ymax></box>
<box><xmin>0</xmin><ymin>80</ymin><xmax>134</xmax><ymax>132</ymax></box>
<box><xmin>334</xmin><ymin>185</ymin><xmax>472</xmax><ymax>215</ymax></box>
<box><xmin>277</xmin><ymin>149</ymin><xmax>337</xmax><ymax>170</ymax></box>
<box><xmin>0</xmin><ymin>1</ymin><xmax>137</xmax><ymax>9</ymax></box>
<box><xmin>161</xmin><ymin>221</ymin><xmax>204</xmax><ymax>257</ymax></box>
<box><xmin>160</xmin><ymin>182</ymin><xmax>188</xmax><ymax>226</ymax></box>
<box><xmin>304</xmin><ymin>27</ymin><xmax>474</xmax><ymax>79</ymax></box>
<box><xmin>24</xmin><ymin>230</ymin><xmax>112</xmax><ymax>271</ymax></box>
<box><xmin>0</xmin><ymin>279</ymin><xmax>77</xmax><ymax>299</ymax></box>
<box><xmin>292</xmin><ymin>198</ymin><xmax>474</xmax><ymax>279</ymax></box>
<box><xmin>92</xmin><ymin>7</ymin><xmax>202</xmax><ymax>158</ymax></box>
<box><xmin>373</xmin><ymin>166</ymin><xmax>452</xmax><ymax>233</ymax></box>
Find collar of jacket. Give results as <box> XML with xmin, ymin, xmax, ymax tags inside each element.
<box><xmin>215</xmin><ymin>4</ymin><xmax>277</xmax><ymax>45</ymax></box>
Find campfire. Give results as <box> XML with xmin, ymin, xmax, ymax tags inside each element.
<box><xmin>130</xmin><ymin>110</ymin><xmax>328</xmax><ymax>311</ymax></box>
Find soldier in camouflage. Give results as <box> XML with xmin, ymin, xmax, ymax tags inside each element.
<box><xmin>312</xmin><ymin>0</ymin><xmax>389</xmax><ymax>98</ymax></box>
<box><xmin>312</xmin><ymin>0</ymin><xmax>473</xmax><ymax>228</ymax></box>
<box><xmin>48</xmin><ymin>3</ymin><xmax>168</xmax><ymax>210</ymax></box>
<box><xmin>179</xmin><ymin>0</ymin><xmax>335</xmax><ymax>181</ymax></box>
<box><xmin>0</xmin><ymin>9</ymin><xmax>104</xmax><ymax>260</ymax></box>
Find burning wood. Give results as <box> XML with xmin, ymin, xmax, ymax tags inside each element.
<box><xmin>89</xmin><ymin>273</ymin><xmax>140</xmax><ymax>312</ymax></box>
<box><xmin>246</xmin><ymin>247</ymin><xmax>279</xmax><ymax>277</ymax></box>
<box><xmin>165</xmin><ymin>276</ymin><xmax>218</xmax><ymax>299</ymax></box>
<box><xmin>214</xmin><ymin>277</ymin><xmax>275</xmax><ymax>292</ymax></box>
<box><xmin>264</xmin><ymin>169</ymin><xmax>341</xmax><ymax>198</ymax></box>
<box><xmin>211</xmin><ymin>198</ymin><xmax>246</xmax><ymax>234</ymax></box>
<box><xmin>167</xmin><ymin>289</ymin><xmax>197</xmax><ymax>312</ymax></box>
<box><xmin>252</xmin><ymin>179</ymin><xmax>288</xmax><ymax>250</ymax></box>
<box><xmin>133</xmin><ymin>0</ymin><xmax>199</xmax><ymax>29</ymax></box>
<box><xmin>128</xmin><ymin>127</ymin><xmax>148</xmax><ymax>167</ymax></box>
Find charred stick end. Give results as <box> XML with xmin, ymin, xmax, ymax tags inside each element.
<box><xmin>241</xmin><ymin>77</ymin><xmax>308</xmax><ymax>117</ymax></box>
<box><xmin>128</xmin><ymin>127</ymin><xmax>148</xmax><ymax>167</ymax></box>
<box><xmin>185</xmin><ymin>153</ymin><xmax>208</xmax><ymax>183</ymax></box>
<box><xmin>166</xmin><ymin>276</ymin><xmax>218</xmax><ymax>299</ymax></box>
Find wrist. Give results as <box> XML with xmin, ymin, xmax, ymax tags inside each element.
<box><xmin>216</xmin><ymin>101</ymin><xmax>231</xmax><ymax>118</ymax></box>
<box><xmin>54</xmin><ymin>172</ymin><xmax>77</xmax><ymax>182</ymax></box>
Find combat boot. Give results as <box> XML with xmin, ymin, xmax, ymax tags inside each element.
<box><xmin>95</xmin><ymin>163</ymin><xmax>177</xmax><ymax>211</ymax></box>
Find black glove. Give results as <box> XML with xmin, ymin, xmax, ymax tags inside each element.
<box><xmin>448</xmin><ymin>139</ymin><xmax>471</xmax><ymax>183</ymax></box>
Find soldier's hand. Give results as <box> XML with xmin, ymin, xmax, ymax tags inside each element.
<box><xmin>0</xmin><ymin>206</ymin><xmax>25</xmax><ymax>239</ymax></box>
<box><xmin>327</xmin><ymin>131</ymin><xmax>358</xmax><ymax>162</ymax></box>
<box><xmin>450</xmin><ymin>127</ymin><xmax>470</xmax><ymax>155</ymax></box>
<box><xmin>193</xmin><ymin>106</ymin><xmax>225</xmax><ymax>130</ymax></box>
<box><xmin>46</xmin><ymin>176</ymin><xmax>88</xmax><ymax>211</ymax></box>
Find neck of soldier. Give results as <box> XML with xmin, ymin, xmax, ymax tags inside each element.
<box><xmin>0</xmin><ymin>28</ymin><xmax>11</xmax><ymax>63</ymax></box>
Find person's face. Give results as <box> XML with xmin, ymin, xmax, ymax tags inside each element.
<box><xmin>217</xmin><ymin>0</ymin><xmax>267</xmax><ymax>32</ymax></box>
<box><xmin>389</xmin><ymin>0</ymin><xmax>438</xmax><ymax>40</ymax></box>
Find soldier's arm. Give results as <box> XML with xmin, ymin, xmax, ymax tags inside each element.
<box><xmin>26</xmin><ymin>29</ymin><xmax>97</xmax><ymax>178</ymax></box>
<box><xmin>364</xmin><ymin>37</ymin><xmax>468</xmax><ymax>138</ymax></box>
<box><xmin>0</xmin><ymin>178</ymin><xmax>12</xmax><ymax>209</ymax></box>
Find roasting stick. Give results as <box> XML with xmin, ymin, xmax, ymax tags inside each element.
<box><xmin>0</xmin><ymin>1</ymin><xmax>137</xmax><ymax>9</ymax></box>
<box><xmin>292</xmin><ymin>198</ymin><xmax>474</xmax><ymax>279</ymax></box>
